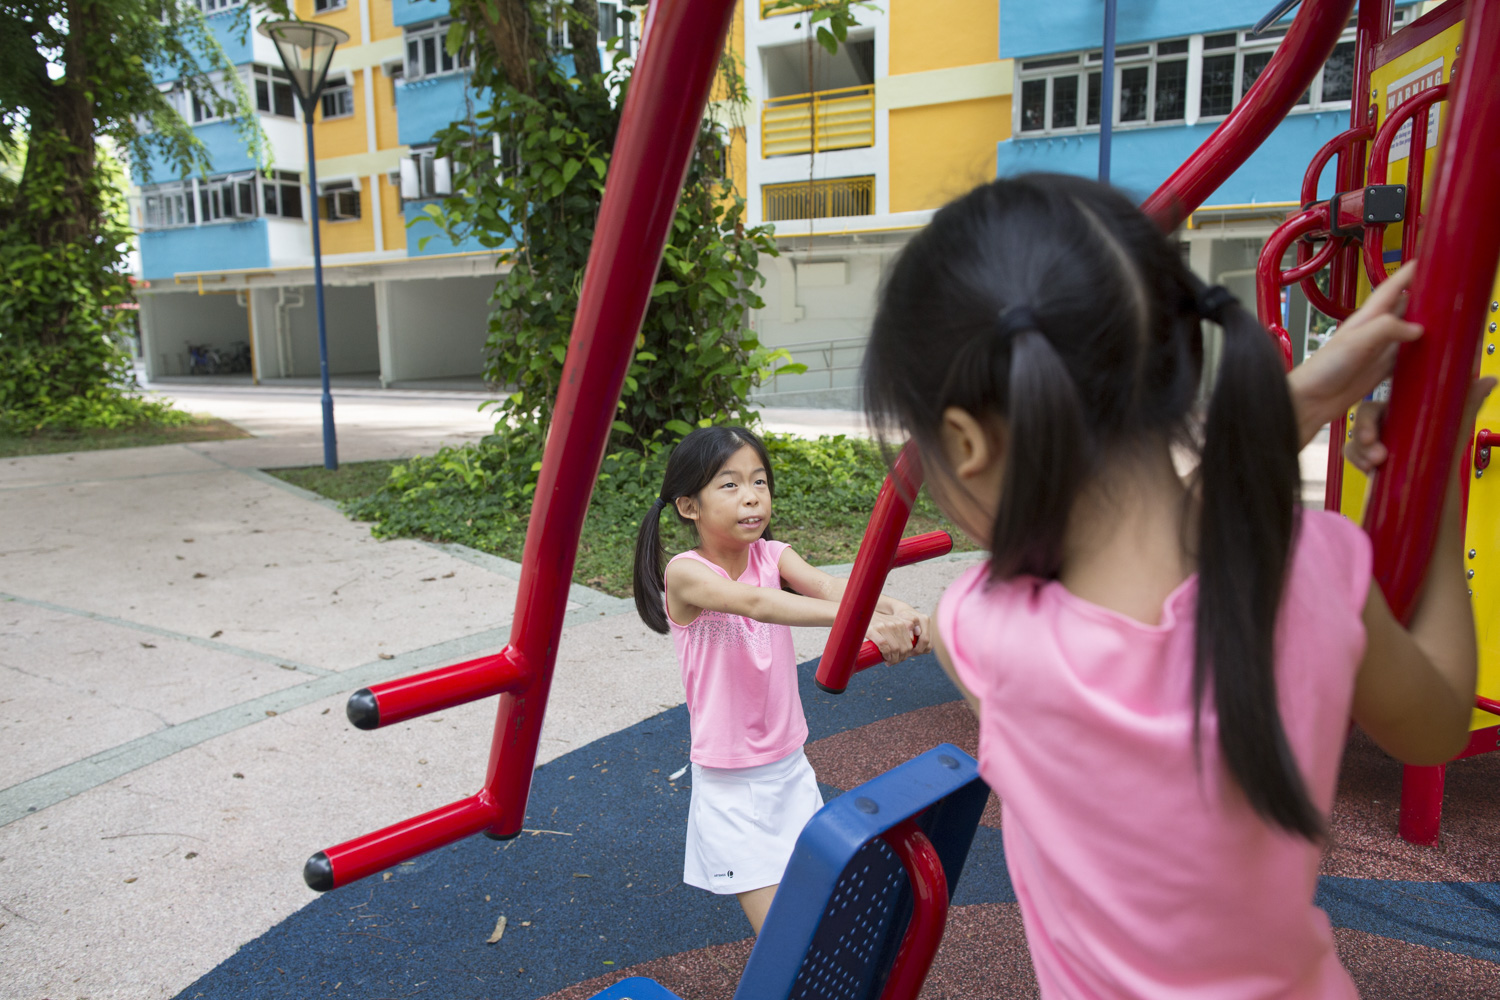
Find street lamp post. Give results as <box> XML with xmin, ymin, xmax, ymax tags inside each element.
<box><xmin>258</xmin><ymin>19</ymin><xmax>351</xmax><ymax>471</ymax></box>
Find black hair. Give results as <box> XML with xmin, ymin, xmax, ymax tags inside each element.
<box><xmin>633</xmin><ymin>426</ymin><xmax>775</xmax><ymax>634</ymax></box>
<box><xmin>864</xmin><ymin>173</ymin><xmax>1319</xmax><ymax>839</ymax></box>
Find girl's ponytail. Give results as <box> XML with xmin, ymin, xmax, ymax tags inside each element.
<box><xmin>990</xmin><ymin>322</ymin><xmax>1090</xmax><ymax>579</ymax></box>
<box><xmin>1193</xmin><ymin>282</ymin><xmax>1321</xmax><ymax>839</ymax></box>
<box><xmin>634</xmin><ymin>497</ymin><xmax>671</xmax><ymax>634</ymax></box>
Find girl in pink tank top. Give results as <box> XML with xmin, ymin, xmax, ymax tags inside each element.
<box><xmin>860</xmin><ymin>174</ymin><xmax>1485</xmax><ymax>998</ymax></box>
<box><xmin>633</xmin><ymin>426</ymin><xmax>929</xmax><ymax>934</ymax></box>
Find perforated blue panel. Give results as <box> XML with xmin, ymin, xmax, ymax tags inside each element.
<box><xmin>733</xmin><ymin>744</ymin><xmax>989</xmax><ymax>1000</ymax></box>
<box><xmin>786</xmin><ymin>837</ymin><xmax>910</xmax><ymax>1000</ymax></box>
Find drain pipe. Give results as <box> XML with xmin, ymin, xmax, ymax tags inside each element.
<box><xmin>275</xmin><ymin>287</ymin><xmax>305</xmax><ymax>379</ymax></box>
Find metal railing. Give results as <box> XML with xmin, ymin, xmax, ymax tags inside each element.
<box><xmin>760</xmin><ymin>335</ymin><xmax>866</xmax><ymax>393</ymax></box>
<box><xmin>762</xmin><ymin>84</ymin><xmax>875</xmax><ymax>157</ymax></box>
<box><xmin>763</xmin><ymin>175</ymin><xmax>874</xmax><ymax>221</ymax></box>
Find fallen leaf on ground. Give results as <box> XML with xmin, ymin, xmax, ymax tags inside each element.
<box><xmin>210</xmin><ymin>630</ymin><xmax>223</xmax><ymax>638</ymax></box>
<box><xmin>232</xmin><ymin>772</ymin><xmax>244</xmax><ymax>779</ymax></box>
<box><xmin>264</xmin><ymin>710</ymin><xmax>277</xmax><ymax>717</ymax></box>
<box><xmin>420</xmin><ymin>577</ymin><xmax>436</xmax><ymax>582</ymax></box>
<box><xmin>184</xmin><ymin>852</ymin><xmax>198</xmax><ymax>859</ymax></box>
<box><xmin>124</xmin><ymin>877</ymin><xmax>137</xmax><ymax>883</ymax></box>
<box><xmin>278</xmin><ymin>664</ymin><xmax>297</xmax><ymax>671</ymax></box>
<box><xmin>383</xmin><ymin>872</ymin><xmax>392</xmax><ymax>881</ymax></box>
<box><xmin>378</xmin><ymin>653</ymin><xmax>394</xmax><ymax>660</ymax></box>
<box><xmin>486</xmin><ymin>915</ymin><xmax>507</xmax><ymax>944</ymax></box>
<box><xmin>193</xmin><ymin>572</ymin><xmax>207</xmax><ymax>579</ymax></box>
<box><xmin>140</xmin><ymin>642</ymin><xmax>156</xmax><ymax>649</ymax></box>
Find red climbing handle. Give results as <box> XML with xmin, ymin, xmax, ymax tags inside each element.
<box><xmin>876</xmin><ymin>818</ymin><xmax>950</xmax><ymax>1000</ymax></box>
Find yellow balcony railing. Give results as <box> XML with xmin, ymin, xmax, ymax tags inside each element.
<box><xmin>763</xmin><ymin>176</ymin><xmax>874</xmax><ymax>222</ymax></box>
<box><xmin>761</xmin><ymin>85</ymin><xmax>875</xmax><ymax>158</ymax></box>
<box><xmin>761</xmin><ymin>1</ymin><xmax>817</xmax><ymax>17</ymax></box>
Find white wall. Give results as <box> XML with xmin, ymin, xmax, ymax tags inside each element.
<box><xmin>381</xmin><ymin>276</ymin><xmax>495</xmax><ymax>383</ymax></box>
<box><xmin>276</xmin><ymin>284</ymin><xmax>380</xmax><ymax>377</ymax></box>
<box><xmin>139</xmin><ymin>290</ymin><xmax>252</xmax><ymax>377</ymax></box>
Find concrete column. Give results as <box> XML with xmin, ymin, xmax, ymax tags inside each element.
<box><xmin>248</xmin><ymin>289</ymin><xmax>281</xmax><ymax>383</ymax></box>
<box><xmin>374</xmin><ymin>279</ymin><xmax>397</xmax><ymax>387</ymax></box>
<box><xmin>138</xmin><ymin>293</ymin><xmax>164</xmax><ymax>380</ymax></box>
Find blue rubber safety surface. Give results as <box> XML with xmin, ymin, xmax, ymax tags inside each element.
<box><xmin>174</xmin><ymin>654</ymin><xmax>1500</xmax><ymax>999</ymax></box>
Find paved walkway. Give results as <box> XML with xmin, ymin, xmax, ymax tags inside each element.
<box><xmin>0</xmin><ymin>386</ymin><xmax>978</xmax><ymax>999</ymax></box>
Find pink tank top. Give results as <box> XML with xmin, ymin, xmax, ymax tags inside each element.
<box><xmin>667</xmin><ymin>538</ymin><xmax>808</xmax><ymax>768</ymax></box>
<box><xmin>938</xmin><ymin>510</ymin><xmax>1371</xmax><ymax>999</ymax></box>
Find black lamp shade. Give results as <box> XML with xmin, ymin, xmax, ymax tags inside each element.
<box><xmin>257</xmin><ymin>20</ymin><xmax>351</xmax><ymax>110</ymax></box>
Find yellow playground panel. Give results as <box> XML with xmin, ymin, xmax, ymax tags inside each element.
<box><xmin>1338</xmin><ymin>8</ymin><xmax>1500</xmax><ymax>731</ymax></box>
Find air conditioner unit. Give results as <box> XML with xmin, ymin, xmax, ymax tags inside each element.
<box><xmin>399</xmin><ymin>158</ymin><xmax>420</xmax><ymax>200</ymax></box>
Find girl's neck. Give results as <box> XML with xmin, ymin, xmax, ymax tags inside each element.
<box><xmin>696</xmin><ymin>532</ymin><xmax>753</xmax><ymax>579</ymax></box>
<box><xmin>1058</xmin><ymin>440</ymin><xmax>1195</xmax><ymax>626</ymax></box>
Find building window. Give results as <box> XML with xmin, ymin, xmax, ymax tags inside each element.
<box><xmin>199</xmin><ymin>0</ymin><xmax>242</xmax><ymax>12</ymax></box>
<box><xmin>252</xmin><ymin>65</ymin><xmax>297</xmax><ymax>118</ymax></box>
<box><xmin>400</xmin><ymin>148</ymin><xmax>453</xmax><ymax>200</ymax></box>
<box><xmin>320</xmin><ymin>83</ymin><xmax>355</xmax><ymax>120</ymax></box>
<box><xmin>198</xmin><ymin>172</ymin><xmax>258</xmax><ymax>223</ymax></box>
<box><xmin>405</xmin><ymin>20</ymin><xmax>470</xmax><ymax>81</ymax></box>
<box><xmin>597</xmin><ymin>2</ymin><xmax>635</xmax><ymax>56</ymax></box>
<box><xmin>1014</xmin><ymin>12</ymin><xmax>1413</xmax><ymax>138</ymax></box>
<box><xmin>322</xmin><ymin>180</ymin><xmax>361</xmax><ymax>221</ymax></box>
<box><xmin>313</xmin><ymin>0</ymin><xmax>346</xmax><ymax>10</ymax></box>
<box><xmin>143</xmin><ymin>183</ymin><xmax>196</xmax><ymax>229</ymax></box>
<box><xmin>262</xmin><ymin>171</ymin><xmax>304</xmax><ymax>220</ymax></box>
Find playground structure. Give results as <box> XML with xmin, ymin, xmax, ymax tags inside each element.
<box><xmin>1252</xmin><ymin>0</ymin><xmax>1500</xmax><ymax>847</ymax></box>
<box><xmin>297</xmin><ymin>0</ymin><xmax>1500</xmax><ymax>996</ymax></box>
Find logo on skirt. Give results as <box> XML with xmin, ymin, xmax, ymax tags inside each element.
<box><xmin>713</xmin><ymin>870</ymin><xmax>734</xmax><ymax>879</ymax></box>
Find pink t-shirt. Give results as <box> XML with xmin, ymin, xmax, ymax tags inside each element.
<box><xmin>938</xmin><ymin>510</ymin><xmax>1371</xmax><ymax>999</ymax></box>
<box><xmin>667</xmin><ymin>538</ymin><xmax>809</xmax><ymax>768</ymax></box>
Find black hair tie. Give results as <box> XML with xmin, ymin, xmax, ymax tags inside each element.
<box><xmin>651</xmin><ymin>497</ymin><xmax>668</xmax><ymax>512</ymax></box>
<box><xmin>1196</xmin><ymin>284</ymin><xmax>1239</xmax><ymax>324</ymax></box>
<box><xmin>997</xmin><ymin>305</ymin><xmax>1039</xmax><ymax>339</ymax></box>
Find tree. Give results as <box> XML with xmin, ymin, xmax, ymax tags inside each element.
<box><xmin>415</xmin><ymin>0</ymin><xmax>806</xmax><ymax>455</ymax></box>
<box><xmin>0</xmin><ymin>0</ymin><xmax>280</xmax><ymax>432</ymax></box>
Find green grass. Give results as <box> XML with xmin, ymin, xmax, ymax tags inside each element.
<box><xmin>0</xmin><ymin>415</ymin><xmax>250</xmax><ymax>458</ymax></box>
<box><xmin>267</xmin><ymin>442</ymin><xmax>977</xmax><ymax>598</ymax></box>
<box><xmin>270</xmin><ymin>461</ymin><xmax>402</xmax><ymax>505</ymax></box>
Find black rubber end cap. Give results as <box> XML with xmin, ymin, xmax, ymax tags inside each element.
<box><xmin>814</xmin><ymin>680</ymin><xmax>846</xmax><ymax>695</ymax></box>
<box><xmin>347</xmin><ymin>689</ymin><xmax>380</xmax><ymax>730</ymax></box>
<box><xmin>303</xmin><ymin>851</ymin><xmax>335</xmax><ymax>892</ymax></box>
<box><xmin>483</xmin><ymin>829</ymin><xmax>520</xmax><ymax>842</ymax></box>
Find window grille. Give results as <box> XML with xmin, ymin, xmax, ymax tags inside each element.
<box><xmin>762</xmin><ymin>176</ymin><xmax>874</xmax><ymax>221</ymax></box>
<box><xmin>405</xmin><ymin>20</ymin><xmax>470</xmax><ymax>81</ymax></box>
<box><xmin>321</xmin><ymin>83</ymin><xmax>355</xmax><ymax>120</ymax></box>
<box><xmin>252</xmin><ymin>65</ymin><xmax>297</xmax><ymax>118</ymax></box>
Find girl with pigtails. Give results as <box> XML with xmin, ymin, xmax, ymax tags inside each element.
<box><xmin>863</xmin><ymin>173</ymin><xmax>1485</xmax><ymax>997</ymax></box>
<box><xmin>633</xmin><ymin>426</ymin><xmax>929</xmax><ymax>933</ymax></box>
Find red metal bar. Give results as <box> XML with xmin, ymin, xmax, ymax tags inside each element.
<box><xmin>1363</xmin><ymin>0</ymin><xmax>1500</xmax><ymax>625</ymax></box>
<box><xmin>1323</xmin><ymin>0</ymin><xmax>1395</xmax><ymax>514</ymax></box>
<box><xmin>891</xmin><ymin>530</ymin><xmax>953</xmax><ymax>568</ymax></box>
<box><xmin>1283</xmin><ymin>235</ymin><xmax>1342</xmax><ymax>285</ymax></box>
<box><xmin>816</xmin><ymin>446</ymin><xmax>922</xmax><ymax>694</ymax></box>
<box><xmin>843</xmin><ymin>534</ymin><xmax>952</xmax><ymax>675</ymax></box>
<box><xmin>1398</xmin><ymin>764</ymin><xmax>1444</xmax><ymax>846</ymax></box>
<box><xmin>1141</xmin><ymin>0</ymin><xmax>1355</xmax><ymax>230</ymax></box>
<box><xmin>304</xmin><ymin>794</ymin><xmax>497</xmax><ymax>891</ymax></box>
<box><xmin>307</xmin><ymin>0</ymin><xmax>740</xmax><ymax>890</ymax></box>
<box><xmin>1256</xmin><ymin>206</ymin><xmax>1323</xmax><ymax>370</ymax></box>
<box><xmin>1362</xmin><ymin>83</ymin><xmax>1450</xmax><ymax>287</ymax></box>
<box><xmin>876</xmin><ymin>818</ymin><xmax>950</xmax><ymax>1000</ymax></box>
<box><xmin>1295</xmin><ymin>127</ymin><xmax>1373</xmax><ymax>321</ymax></box>
<box><xmin>346</xmin><ymin>648</ymin><xmax>528</xmax><ymax>730</ymax></box>
<box><xmin>1457</xmin><ymin>722</ymin><xmax>1500</xmax><ymax>755</ymax></box>
<box><xmin>1402</xmin><ymin>104</ymin><xmax>1429</xmax><ymax>266</ymax></box>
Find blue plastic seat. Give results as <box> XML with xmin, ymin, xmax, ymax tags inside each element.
<box><xmin>583</xmin><ymin>743</ymin><xmax>988</xmax><ymax>1000</ymax></box>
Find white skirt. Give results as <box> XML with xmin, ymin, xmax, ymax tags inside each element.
<box><xmin>683</xmin><ymin>747</ymin><xmax>825</xmax><ymax>894</ymax></box>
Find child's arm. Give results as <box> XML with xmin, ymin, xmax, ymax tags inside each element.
<box><xmin>1285</xmin><ymin>261</ymin><xmax>1423</xmax><ymax>448</ymax></box>
<box><xmin>665</xmin><ymin>557</ymin><xmax>918</xmax><ymax>663</ymax></box>
<box><xmin>1350</xmin><ymin>378</ymin><xmax>1490</xmax><ymax>764</ymax></box>
<box><xmin>776</xmin><ymin>547</ymin><xmax>932</xmax><ymax>655</ymax></box>
<box><xmin>932</xmin><ymin>620</ymin><xmax>980</xmax><ymax>716</ymax></box>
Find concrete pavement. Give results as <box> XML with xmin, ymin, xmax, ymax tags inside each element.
<box><xmin>0</xmin><ymin>385</ymin><xmax>982</xmax><ymax>999</ymax></box>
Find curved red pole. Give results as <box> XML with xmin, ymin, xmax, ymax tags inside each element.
<box><xmin>1142</xmin><ymin>0</ymin><xmax>1355</xmax><ymax>230</ymax></box>
<box><xmin>306</xmin><ymin>0</ymin><xmax>740</xmax><ymax>889</ymax></box>
<box><xmin>816</xmin><ymin>446</ymin><xmax>921</xmax><ymax>694</ymax></box>
<box><xmin>1362</xmin><ymin>83</ymin><xmax>1450</xmax><ymax>288</ymax></box>
<box><xmin>1255</xmin><ymin>206</ymin><xmax>1322</xmax><ymax>370</ymax></box>
<box><xmin>1364</xmin><ymin>0</ymin><xmax>1500</xmax><ymax>623</ymax></box>
<box><xmin>876</xmin><ymin>818</ymin><xmax>950</xmax><ymax>1000</ymax></box>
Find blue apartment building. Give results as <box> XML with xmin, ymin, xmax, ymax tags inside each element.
<box><xmin>132</xmin><ymin>0</ymin><xmax>627</xmax><ymax>387</ymax></box>
<box><xmin>995</xmin><ymin>0</ymin><xmax>1421</xmax><ymax>362</ymax></box>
